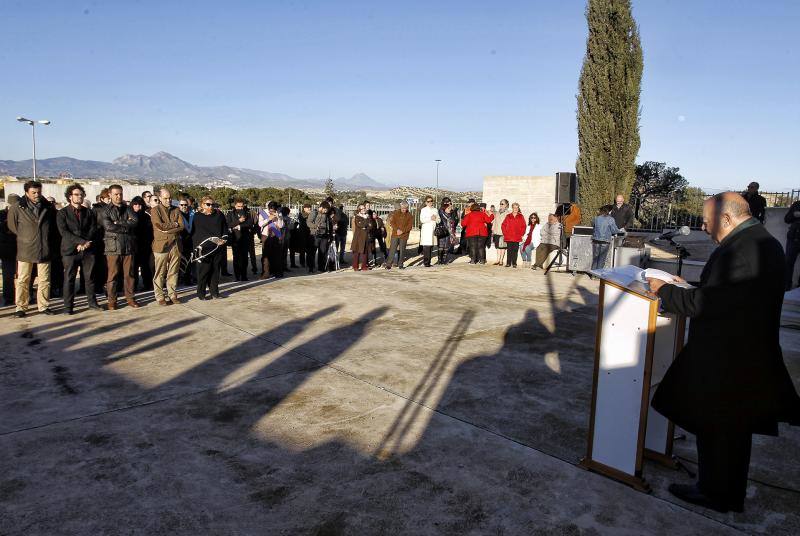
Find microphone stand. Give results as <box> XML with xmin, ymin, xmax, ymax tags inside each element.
<box><xmin>667</xmin><ymin>239</ymin><xmax>690</xmax><ymax>278</ymax></box>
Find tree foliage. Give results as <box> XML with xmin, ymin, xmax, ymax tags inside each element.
<box><xmin>631</xmin><ymin>161</ymin><xmax>688</xmax><ymax>219</ymax></box>
<box><xmin>576</xmin><ymin>0</ymin><xmax>643</xmax><ymax>223</ymax></box>
<box><xmin>155</xmin><ymin>183</ymin><xmax>317</xmax><ymax>209</ymax></box>
<box><xmin>324</xmin><ymin>176</ymin><xmax>336</xmax><ymax>199</ymax></box>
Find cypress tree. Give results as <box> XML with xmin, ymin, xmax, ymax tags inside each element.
<box><xmin>576</xmin><ymin>0</ymin><xmax>643</xmax><ymax>223</ymax></box>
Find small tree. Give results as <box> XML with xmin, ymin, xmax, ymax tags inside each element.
<box><xmin>324</xmin><ymin>176</ymin><xmax>336</xmax><ymax>199</ymax></box>
<box><xmin>631</xmin><ymin>161</ymin><xmax>688</xmax><ymax>221</ymax></box>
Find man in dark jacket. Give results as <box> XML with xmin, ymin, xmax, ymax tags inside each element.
<box><xmin>307</xmin><ymin>201</ymin><xmax>333</xmax><ymax>273</ymax></box>
<box><xmin>648</xmin><ymin>192</ymin><xmax>800</xmax><ymax>513</ymax></box>
<box><xmin>226</xmin><ymin>198</ymin><xmax>254</xmax><ymax>281</ymax></box>
<box><xmin>296</xmin><ymin>204</ymin><xmax>312</xmax><ymax>269</ymax></box>
<box><xmin>101</xmin><ymin>185</ymin><xmax>139</xmax><ymax>310</ymax></box>
<box><xmin>57</xmin><ymin>184</ymin><xmax>101</xmax><ymax>314</ymax></box>
<box><xmin>334</xmin><ymin>203</ymin><xmax>349</xmax><ymax>266</ymax></box>
<box><xmin>610</xmin><ymin>194</ymin><xmax>634</xmax><ymax>230</ymax></box>
<box><xmin>8</xmin><ymin>181</ymin><xmax>58</xmax><ymax>317</ymax></box>
<box><xmin>1</xmin><ymin>194</ymin><xmax>20</xmax><ymax>306</ymax></box>
<box><xmin>91</xmin><ymin>188</ymin><xmax>110</xmax><ymax>297</ymax></box>
<box><xmin>742</xmin><ymin>181</ymin><xmax>767</xmax><ymax>223</ymax></box>
<box><xmin>784</xmin><ymin>199</ymin><xmax>800</xmax><ymax>289</ymax></box>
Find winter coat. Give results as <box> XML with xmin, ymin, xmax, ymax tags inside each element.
<box><xmin>539</xmin><ymin>222</ymin><xmax>561</xmax><ymax>246</ymax></box>
<box><xmin>133</xmin><ymin>208</ymin><xmax>154</xmax><ymax>257</ymax></box>
<box><xmin>610</xmin><ymin>203</ymin><xmax>634</xmax><ymax>230</ymax></box>
<box><xmin>653</xmin><ymin>220</ymin><xmax>800</xmax><ymax>435</ymax></box>
<box><xmin>7</xmin><ymin>196</ymin><xmax>57</xmax><ymax>263</ymax></box>
<box><xmin>56</xmin><ymin>205</ymin><xmax>98</xmax><ymax>256</ymax></box>
<box><xmin>522</xmin><ymin>223</ymin><xmax>542</xmax><ymax>250</ymax></box>
<box><xmin>308</xmin><ymin>210</ymin><xmax>333</xmax><ymax>238</ymax></box>
<box><xmin>226</xmin><ymin>209</ymin><xmax>254</xmax><ymax>244</ymax></box>
<box><xmin>501</xmin><ymin>212</ymin><xmax>526</xmax><ymax>242</ymax></box>
<box><xmin>492</xmin><ymin>208</ymin><xmax>508</xmax><ymax>236</ymax></box>
<box><xmin>438</xmin><ymin>209</ymin><xmax>458</xmax><ymax>247</ymax></box>
<box><xmin>371</xmin><ymin>216</ymin><xmax>387</xmax><ymax>240</ymax></box>
<box><xmin>460</xmin><ymin>210</ymin><xmax>494</xmax><ymax>238</ymax></box>
<box><xmin>419</xmin><ymin>206</ymin><xmax>440</xmax><ymax>246</ymax></box>
<box><xmin>101</xmin><ymin>202</ymin><xmax>139</xmax><ymax>256</ymax></box>
<box><xmin>387</xmin><ymin>209</ymin><xmax>413</xmax><ymax>240</ymax></box>
<box><xmin>0</xmin><ymin>208</ymin><xmax>17</xmax><ymax>260</ymax></box>
<box><xmin>350</xmin><ymin>213</ymin><xmax>375</xmax><ymax>253</ymax></box>
<box><xmin>151</xmin><ymin>204</ymin><xmax>185</xmax><ymax>253</ymax></box>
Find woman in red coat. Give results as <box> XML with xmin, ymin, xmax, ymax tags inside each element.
<box><xmin>501</xmin><ymin>202</ymin><xmax>526</xmax><ymax>268</ymax></box>
<box><xmin>460</xmin><ymin>203</ymin><xmax>494</xmax><ymax>264</ymax></box>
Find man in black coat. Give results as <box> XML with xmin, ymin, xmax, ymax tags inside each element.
<box><xmin>0</xmin><ymin>194</ymin><xmax>20</xmax><ymax>306</ymax></box>
<box><xmin>226</xmin><ymin>198</ymin><xmax>254</xmax><ymax>281</ymax></box>
<box><xmin>783</xmin><ymin>199</ymin><xmax>800</xmax><ymax>290</ymax></box>
<box><xmin>101</xmin><ymin>185</ymin><xmax>139</xmax><ymax>310</ymax></box>
<box><xmin>648</xmin><ymin>192</ymin><xmax>800</xmax><ymax>513</ymax></box>
<box><xmin>742</xmin><ymin>181</ymin><xmax>767</xmax><ymax>223</ymax></box>
<box><xmin>57</xmin><ymin>184</ymin><xmax>101</xmax><ymax>314</ymax></box>
<box><xmin>610</xmin><ymin>194</ymin><xmax>634</xmax><ymax>230</ymax></box>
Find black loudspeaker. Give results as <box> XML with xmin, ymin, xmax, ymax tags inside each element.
<box><xmin>556</xmin><ymin>172</ymin><xmax>577</xmax><ymax>203</ymax></box>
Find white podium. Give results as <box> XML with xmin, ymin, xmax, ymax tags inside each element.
<box><xmin>580</xmin><ymin>267</ymin><xmax>686</xmax><ymax>491</ymax></box>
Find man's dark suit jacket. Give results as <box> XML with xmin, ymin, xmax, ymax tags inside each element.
<box><xmin>57</xmin><ymin>205</ymin><xmax>98</xmax><ymax>257</ymax></box>
<box><xmin>653</xmin><ymin>220</ymin><xmax>800</xmax><ymax>435</ymax></box>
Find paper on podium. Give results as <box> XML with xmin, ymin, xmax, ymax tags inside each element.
<box><xmin>591</xmin><ymin>265</ymin><xmax>692</xmax><ymax>293</ymax></box>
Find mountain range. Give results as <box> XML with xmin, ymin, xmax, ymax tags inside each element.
<box><xmin>0</xmin><ymin>151</ymin><xmax>390</xmax><ymax>191</ymax></box>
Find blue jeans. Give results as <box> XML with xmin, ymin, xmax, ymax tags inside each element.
<box><xmin>521</xmin><ymin>243</ymin><xmax>535</xmax><ymax>262</ymax></box>
<box><xmin>592</xmin><ymin>240</ymin><xmax>610</xmax><ymax>270</ymax></box>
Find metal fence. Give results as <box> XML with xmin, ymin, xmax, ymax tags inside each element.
<box><xmin>630</xmin><ymin>189</ymin><xmax>800</xmax><ymax>232</ymax></box>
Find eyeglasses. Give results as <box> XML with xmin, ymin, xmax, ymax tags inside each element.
<box><xmin>179</xmin><ymin>203</ymin><xmax>188</xmax><ymax>207</ymax></box>
<box><xmin>204</xmin><ymin>203</ymin><xmax>213</xmax><ymax>207</ymax></box>
<box><xmin>71</xmin><ymin>193</ymin><xmax>84</xmax><ymax>197</ymax></box>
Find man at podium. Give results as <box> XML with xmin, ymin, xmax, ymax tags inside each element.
<box><xmin>647</xmin><ymin>192</ymin><xmax>800</xmax><ymax>513</ymax></box>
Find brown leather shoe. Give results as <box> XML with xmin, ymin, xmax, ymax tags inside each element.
<box><xmin>107</xmin><ymin>301</ymin><xmax>116</xmax><ymax>311</ymax></box>
<box><xmin>126</xmin><ymin>299</ymin><xmax>140</xmax><ymax>309</ymax></box>
<box><xmin>157</xmin><ymin>299</ymin><xmax>168</xmax><ymax>306</ymax></box>
<box><xmin>170</xmin><ymin>294</ymin><xmax>181</xmax><ymax>304</ymax></box>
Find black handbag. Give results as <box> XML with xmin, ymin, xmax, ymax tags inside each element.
<box><xmin>434</xmin><ymin>222</ymin><xmax>449</xmax><ymax>238</ymax></box>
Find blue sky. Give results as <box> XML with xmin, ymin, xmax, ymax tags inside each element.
<box><xmin>2</xmin><ymin>0</ymin><xmax>798</xmax><ymax>191</ymax></box>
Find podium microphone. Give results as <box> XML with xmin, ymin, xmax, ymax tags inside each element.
<box><xmin>653</xmin><ymin>225</ymin><xmax>690</xmax><ymax>241</ymax></box>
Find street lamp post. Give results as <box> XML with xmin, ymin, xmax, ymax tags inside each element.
<box><xmin>16</xmin><ymin>117</ymin><xmax>51</xmax><ymax>179</ymax></box>
<box><xmin>434</xmin><ymin>159</ymin><xmax>442</xmax><ymax>206</ymax></box>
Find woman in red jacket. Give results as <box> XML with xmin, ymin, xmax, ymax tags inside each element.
<box><xmin>460</xmin><ymin>203</ymin><xmax>494</xmax><ymax>265</ymax></box>
<box><xmin>501</xmin><ymin>202</ymin><xmax>527</xmax><ymax>268</ymax></box>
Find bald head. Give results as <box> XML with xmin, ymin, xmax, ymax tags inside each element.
<box><xmin>702</xmin><ymin>192</ymin><xmax>752</xmax><ymax>243</ymax></box>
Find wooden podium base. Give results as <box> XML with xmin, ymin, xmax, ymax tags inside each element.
<box><xmin>579</xmin><ymin>457</ymin><xmax>652</xmax><ymax>493</ymax></box>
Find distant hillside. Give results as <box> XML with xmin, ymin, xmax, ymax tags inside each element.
<box><xmin>0</xmin><ymin>151</ymin><xmax>391</xmax><ymax>191</ymax></box>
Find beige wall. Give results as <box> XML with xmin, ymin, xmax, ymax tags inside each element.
<box><xmin>3</xmin><ymin>180</ymin><xmax>155</xmax><ymax>206</ymax></box>
<box><xmin>482</xmin><ymin>175</ymin><xmax>557</xmax><ymax>222</ymax></box>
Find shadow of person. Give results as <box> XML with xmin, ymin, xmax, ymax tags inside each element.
<box><xmin>424</xmin><ymin>304</ymin><xmax>598</xmax><ymax>464</ymax></box>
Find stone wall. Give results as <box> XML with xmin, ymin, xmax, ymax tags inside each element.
<box><xmin>482</xmin><ymin>175</ymin><xmax>557</xmax><ymax>222</ymax></box>
<box><xmin>3</xmin><ymin>180</ymin><xmax>154</xmax><ymax>207</ymax></box>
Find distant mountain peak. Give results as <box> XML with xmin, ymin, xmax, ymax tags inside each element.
<box><xmin>0</xmin><ymin>151</ymin><xmax>392</xmax><ymax>190</ymax></box>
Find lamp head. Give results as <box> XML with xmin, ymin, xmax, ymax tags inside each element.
<box><xmin>38</xmin><ymin>120</ymin><xmax>51</xmax><ymax>125</ymax></box>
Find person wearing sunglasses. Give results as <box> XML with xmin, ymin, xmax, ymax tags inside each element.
<box><xmin>191</xmin><ymin>196</ymin><xmax>228</xmax><ymax>299</ymax></box>
<box><xmin>419</xmin><ymin>196</ymin><xmax>440</xmax><ymax>267</ymax></box>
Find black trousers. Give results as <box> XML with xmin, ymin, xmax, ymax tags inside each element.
<box><xmin>786</xmin><ymin>238</ymin><xmax>800</xmax><ymax>289</ymax></box>
<box><xmin>197</xmin><ymin>250</ymin><xmax>222</xmax><ymax>297</ymax></box>
<box><xmin>262</xmin><ymin>236</ymin><xmax>283</xmax><ymax>277</ymax></box>
<box><xmin>218</xmin><ymin>244</ymin><xmax>230</xmax><ymax>275</ymax></box>
<box><xmin>63</xmin><ymin>252</ymin><xmax>96</xmax><ymax>310</ymax></box>
<box><xmin>315</xmin><ymin>237</ymin><xmax>331</xmax><ymax>271</ymax></box>
<box><xmin>506</xmin><ymin>241</ymin><xmax>520</xmax><ymax>266</ymax></box>
<box><xmin>305</xmin><ymin>240</ymin><xmax>317</xmax><ymax>271</ymax></box>
<box><xmin>133</xmin><ymin>250</ymin><xmax>154</xmax><ymax>290</ymax></box>
<box><xmin>1</xmin><ymin>256</ymin><xmax>15</xmax><ymax>305</ymax></box>
<box><xmin>231</xmin><ymin>241</ymin><xmax>249</xmax><ymax>280</ymax></box>
<box><xmin>335</xmin><ymin>234</ymin><xmax>347</xmax><ymax>262</ymax></box>
<box><xmin>467</xmin><ymin>236</ymin><xmax>485</xmax><ymax>263</ymax></box>
<box><xmin>422</xmin><ymin>245</ymin><xmax>433</xmax><ymax>266</ymax></box>
<box><xmin>248</xmin><ymin>235</ymin><xmax>258</xmax><ymax>272</ymax></box>
<box><xmin>696</xmin><ymin>428</ymin><xmax>752</xmax><ymax>509</ymax></box>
